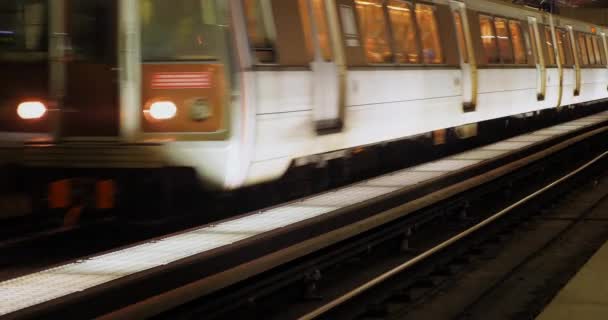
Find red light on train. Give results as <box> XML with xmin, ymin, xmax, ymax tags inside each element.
<box><xmin>17</xmin><ymin>101</ymin><xmax>47</xmax><ymax>120</ymax></box>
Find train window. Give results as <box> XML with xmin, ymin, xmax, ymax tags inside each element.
<box><xmin>70</xmin><ymin>0</ymin><xmax>117</xmax><ymax>63</ymax></box>
<box><xmin>585</xmin><ymin>34</ymin><xmax>596</xmax><ymax>65</ymax></box>
<box><xmin>479</xmin><ymin>15</ymin><xmax>499</xmax><ymax>64</ymax></box>
<box><xmin>494</xmin><ymin>18</ymin><xmax>513</xmax><ymax>64</ymax></box>
<box><xmin>453</xmin><ymin>11</ymin><xmax>468</xmax><ymax>64</ymax></box>
<box><xmin>300</xmin><ymin>0</ymin><xmax>333</xmax><ymax>62</ymax></box>
<box><xmin>600</xmin><ymin>37</ymin><xmax>607</xmax><ymax>65</ymax></box>
<box><xmin>141</xmin><ymin>0</ymin><xmax>229</xmax><ymax>62</ymax></box>
<box><xmin>355</xmin><ymin>0</ymin><xmax>392</xmax><ymax>63</ymax></box>
<box><xmin>0</xmin><ymin>0</ymin><xmax>48</xmax><ymax>60</ymax></box>
<box><xmin>557</xmin><ymin>29</ymin><xmax>573</xmax><ymax>66</ymax></box>
<box><xmin>243</xmin><ymin>0</ymin><xmax>277</xmax><ymax>63</ymax></box>
<box><xmin>556</xmin><ymin>33</ymin><xmax>565</xmax><ymax>65</ymax></box>
<box><xmin>591</xmin><ymin>36</ymin><xmax>602</xmax><ymax>65</ymax></box>
<box><xmin>509</xmin><ymin>20</ymin><xmax>526</xmax><ymax>64</ymax></box>
<box><xmin>577</xmin><ymin>33</ymin><xmax>589</xmax><ymax>65</ymax></box>
<box><xmin>386</xmin><ymin>0</ymin><xmax>419</xmax><ymax>64</ymax></box>
<box><xmin>544</xmin><ymin>27</ymin><xmax>556</xmax><ymax>66</ymax></box>
<box><xmin>528</xmin><ymin>23</ymin><xmax>540</xmax><ymax>65</ymax></box>
<box><xmin>415</xmin><ymin>4</ymin><xmax>443</xmax><ymax>64</ymax></box>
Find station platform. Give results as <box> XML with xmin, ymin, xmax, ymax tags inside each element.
<box><xmin>536</xmin><ymin>238</ymin><xmax>608</xmax><ymax>320</ymax></box>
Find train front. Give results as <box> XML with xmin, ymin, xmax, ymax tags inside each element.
<box><xmin>0</xmin><ymin>0</ymin><xmax>243</xmax><ymax>216</ymax></box>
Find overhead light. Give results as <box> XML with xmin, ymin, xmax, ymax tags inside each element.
<box><xmin>17</xmin><ymin>101</ymin><xmax>47</xmax><ymax>120</ymax></box>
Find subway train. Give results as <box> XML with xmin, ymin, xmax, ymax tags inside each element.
<box><xmin>1</xmin><ymin>0</ymin><xmax>607</xmax><ymax>212</ymax></box>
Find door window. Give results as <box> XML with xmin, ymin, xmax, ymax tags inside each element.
<box><xmin>453</xmin><ymin>11</ymin><xmax>468</xmax><ymax>63</ymax></box>
<box><xmin>544</xmin><ymin>27</ymin><xmax>556</xmax><ymax>66</ymax></box>
<box><xmin>528</xmin><ymin>22</ymin><xmax>540</xmax><ymax>65</ymax></box>
<box><xmin>0</xmin><ymin>0</ymin><xmax>47</xmax><ymax>61</ymax></box>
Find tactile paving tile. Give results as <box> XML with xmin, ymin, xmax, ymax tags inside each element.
<box><xmin>533</xmin><ymin>128</ymin><xmax>574</xmax><ymax>135</ymax></box>
<box><xmin>583</xmin><ymin>115</ymin><xmax>608</xmax><ymax>120</ymax></box>
<box><xmin>506</xmin><ymin>134</ymin><xmax>549</xmax><ymax>143</ymax></box>
<box><xmin>569</xmin><ymin>119</ymin><xmax>601</xmax><ymax>124</ymax></box>
<box><xmin>547</xmin><ymin>124</ymin><xmax>580</xmax><ymax>132</ymax></box>
<box><xmin>0</xmin><ymin>271</ymin><xmax>117</xmax><ymax>316</ymax></box>
<box><xmin>567</xmin><ymin>123</ymin><xmax>595</xmax><ymax>128</ymax></box>
<box><xmin>481</xmin><ymin>141</ymin><xmax>534</xmax><ymax>151</ymax></box>
<box><xmin>208</xmin><ymin>205</ymin><xmax>336</xmax><ymax>232</ymax></box>
<box><xmin>552</xmin><ymin>124</ymin><xmax>585</xmax><ymax>129</ymax></box>
<box><xmin>51</xmin><ymin>258</ymin><xmax>158</xmax><ymax>277</ymax></box>
<box><xmin>450</xmin><ymin>149</ymin><xmax>507</xmax><ymax>160</ymax></box>
<box><xmin>411</xmin><ymin>159</ymin><xmax>480</xmax><ymax>172</ymax></box>
<box><xmin>366</xmin><ymin>170</ymin><xmax>445</xmax><ymax>187</ymax></box>
<box><xmin>300</xmin><ymin>186</ymin><xmax>399</xmax><ymax>207</ymax></box>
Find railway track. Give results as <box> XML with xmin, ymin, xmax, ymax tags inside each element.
<box><xmin>2</xmin><ymin>111</ymin><xmax>608</xmax><ymax>319</ymax></box>
<box><xmin>294</xmin><ymin>151</ymin><xmax>608</xmax><ymax>320</ymax></box>
<box><xmin>412</xmin><ymin>169</ymin><xmax>608</xmax><ymax>320</ymax></box>
<box><xmin>160</xmin><ymin>114</ymin><xmax>608</xmax><ymax>319</ymax></box>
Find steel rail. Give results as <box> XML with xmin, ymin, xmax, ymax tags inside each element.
<box><xmin>299</xmin><ymin>149</ymin><xmax>608</xmax><ymax>320</ymax></box>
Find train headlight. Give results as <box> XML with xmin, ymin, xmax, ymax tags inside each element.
<box><xmin>17</xmin><ymin>101</ymin><xmax>47</xmax><ymax>120</ymax></box>
<box><xmin>147</xmin><ymin>101</ymin><xmax>177</xmax><ymax>120</ymax></box>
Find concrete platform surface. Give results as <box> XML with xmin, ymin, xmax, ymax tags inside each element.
<box><xmin>536</xmin><ymin>238</ymin><xmax>608</xmax><ymax>320</ymax></box>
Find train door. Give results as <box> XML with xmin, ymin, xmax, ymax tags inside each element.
<box><xmin>450</xmin><ymin>1</ymin><xmax>477</xmax><ymax>112</ymax></box>
<box><xmin>528</xmin><ymin>17</ymin><xmax>546</xmax><ymax>101</ymax></box>
<box><xmin>60</xmin><ymin>0</ymin><xmax>120</xmax><ymax>137</ymax></box>
<box><xmin>300</xmin><ymin>0</ymin><xmax>346</xmax><ymax>133</ymax></box>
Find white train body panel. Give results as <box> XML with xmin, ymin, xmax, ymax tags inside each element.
<box><xmin>240</xmin><ymin>64</ymin><xmax>608</xmax><ymax>186</ymax></box>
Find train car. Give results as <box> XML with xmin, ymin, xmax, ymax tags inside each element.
<box><xmin>1</xmin><ymin>0</ymin><xmax>607</xmax><ymax>213</ymax></box>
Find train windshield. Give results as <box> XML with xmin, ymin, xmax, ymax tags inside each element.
<box><xmin>0</xmin><ymin>0</ymin><xmax>48</xmax><ymax>61</ymax></box>
<box><xmin>141</xmin><ymin>0</ymin><xmax>230</xmax><ymax>62</ymax></box>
